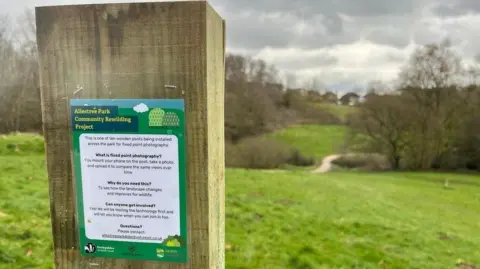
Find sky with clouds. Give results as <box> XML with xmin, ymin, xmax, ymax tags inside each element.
<box><xmin>1</xmin><ymin>0</ymin><xmax>480</xmax><ymax>91</ymax></box>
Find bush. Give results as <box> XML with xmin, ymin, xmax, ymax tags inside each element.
<box><xmin>332</xmin><ymin>154</ymin><xmax>390</xmax><ymax>171</ymax></box>
<box><xmin>286</xmin><ymin>149</ymin><xmax>315</xmax><ymax>167</ymax></box>
<box><xmin>226</xmin><ymin>137</ymin><xmax>314</xmax><ymax>169</ymax></box>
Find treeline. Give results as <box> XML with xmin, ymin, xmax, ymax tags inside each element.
<box><xmin>224</xmin><ymin>54</ymin><xmax>340</xmax><ymax>168</ymax></box>
<box><xmin>0</xmin><ymin>11</ymin><xmax>339</xmax><ymax>169</ymax></box>
<box><xmin>346</xmin><ymin>39</ymin><xmax>480</xmax><ymax>171</ymax></box>
<box><xmin>224</xmin><ymin>54</ymin><xmax>342</xmax><ymax>143</ymax></box>
<box><xmin>0</xmin><ymin>12</ymin><xmax>41</xmax><ymax>134</ymax></box>
<box><xmin>0</xmin><ymin>12</ymin><xmax>341</xmax><ymax>137</ymax></box>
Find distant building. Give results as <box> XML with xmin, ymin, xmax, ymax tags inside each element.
<box><xmin>340</xmin><ymin>92</ymin><xmax>360</xmax><ymax>106</ymax></box>
<box><xmin>322</xmin><ymin>91</ymin><xmax>338</xmax><ymax>104</ymax></box>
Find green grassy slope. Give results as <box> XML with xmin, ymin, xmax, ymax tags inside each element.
<box><xmin>1</xmin><ymin>135</ymin><xmax>479</xmax><ymax>268</ymax></box>
<box><xmin>314</xmin><ymin>103</ymin><xmax>357</xmax><ymax>121</ymax></box>
<box><xmin>267</xmin><ymin>125</ymin><xmax>346</xmax><ymax>159</ymax></box>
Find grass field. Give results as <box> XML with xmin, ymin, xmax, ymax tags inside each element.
<box><xmin>267</xmin><ymin>125</ymin><xmax>347</xmax><ymax>159</ymax></box>
<box><xmin>0</xmin><ymin>133</ymin><xmax>44</xmax><ymax>156</ymax></box>
<box><xmin>1</xmin><ymin>134</ymin><xmax>480</xmax><ymax>269</ymax></box>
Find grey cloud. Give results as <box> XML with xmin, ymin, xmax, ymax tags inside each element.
<box><xmin>214</xmin><ymin>0</ymin><xmax>415</xmax><ymax>18</ymax></box>
<box><xmin>299</xmin><ymin>29</ymin><xmax>361</xmax><ymax>49</ymax></box>
<box><xmin>6</xmin><ymin>0</ymin><xmax>480</xmax><ymax>89</ymax></box>
<box><xmin>410</xmin><ymin>14</ymin><xmax>480</xmax><ymax>57</ymax></box>
<box><xmin>352</xmin><ymin>14</ymin><xmax>415</xmax><ymax>49</ymax></box>
<box><xmin>225</xmin><ymin>13</ymin><xmax>292</xmax><ymax>50</ymax></box>
<box><xmin>213</xmin><ymin>0</ymin><xmax>421</xmax><ymax>51</ymax></box>
<box><xmin>272</xmin><ymin>54</ymin><xmax>339</xmax><ymax>71</ymax></box>
<box><xmin>432</xmin><ymin>5</ymin><xmax>468</xmax><ymax>17</ymax></box>
<box><xmin>412</xmin><ymin>20</ymin><xmax>445</xmax><ymax>46</ymax></box>
<box><xmin>432</xmin><ymin>0</ymin><xmax>480</xmax><ymax>17</ymax></box>
<box><xmin>459</xmin><ymin>0</ymin><xmax>480</xmax><ymax>12</ymax></box>
<box><xmin>385</xmin><ymin>52</ymin><xmax>407</xmax><ymax>63</ymax></box>
<box><xmin>6</xmin><ymin>0</ymin><xmax>424</xmax><ymax>52</ymax></box>
<box><xmin>322</xmin><ymin>13</ymin><xmax>344</xmax><ymax>35</ymax></box>
<box><xmin>336</xmin><ymin>0</ymin><xmax>414</xmax><ymax>17</ymax></box>
<box><xmin>224</xmin><ymin>10</ymin><xmax>357</xmax><ymax>50</ymax></box>
<box><xmin>364</xmin><ymin>28</ymin><xmax>411</xmax><ymax>48</ymax></box>
<box><xmin>212</xmin><ymin>0</ymin><xmax>417</xmax><ymax>50</ymax></box>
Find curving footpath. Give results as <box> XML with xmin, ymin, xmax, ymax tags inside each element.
<box><xmin>311</xmin><ymin>154</ymin><xmax>342</xmax><ymax>173</ymax></box>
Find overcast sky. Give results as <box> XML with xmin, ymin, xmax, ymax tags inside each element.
<box><xmin>2</xmin><ymin>0</ymin><xmax>480</xmax><ymax>91</ymax></box>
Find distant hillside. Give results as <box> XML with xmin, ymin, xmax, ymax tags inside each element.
<box><xmin>266</xmin><ymin>125</ymin><xmax>347</xmax><ymax>159</ymax></box>
<box><xmin>313</xmin><ymin>103</ymin><xmax>357</xmax><ymax>122</ymax></box>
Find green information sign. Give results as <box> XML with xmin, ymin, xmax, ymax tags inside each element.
<box><xmin>70</xmin><ymin>99</ymin><xmax>187</xmax><ymax>262</ymax></box>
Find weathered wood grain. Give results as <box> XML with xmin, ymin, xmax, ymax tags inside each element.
<box><xmin>36</xmin><ymin>2</ymin><xmax>225</xmax><ymax>268</ymax></box>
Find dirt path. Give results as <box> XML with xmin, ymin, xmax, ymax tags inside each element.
<box><xmin>311</xmin><ymin>154</ymin><xmax>342</xmax><ymax>173</ymax></box>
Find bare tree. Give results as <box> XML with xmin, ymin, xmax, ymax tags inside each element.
<box><xmin>366</xmin><ymin>80</ymin><xmax>389</xmax><ymax>94</ymax></box>
<box><xmin>398</xmin><ymin>38</ymin><xmax>463</xmax><ymax>89</ymax></box>
<box><xmin>248</xmin><ymin>58</ymin><xmax>267</xmax><ymax>83</ymax></box>
<box><xmin>0</xmin><ymin>15</ymin><xmax>15</xmax><ymax>84</ymax></box>
<box><xmin>226</xmin><ymin>53</ymin><xmax>280</xmax><ymax>85</ymax></box>
<box><xmin>348</xmin><ymin>95</ymin><xmax>410</xmax><ymax>169</ymax></box>
<box><xmin>346</xmin><ymin>39</ymin><xmax>472</xmax><ymax>171</ymax></box>
<box><xmin>224</xmin><ymin>53</ymin><xmax>289</xmax><ymax>141</ymax></box>
<box><xmin>0</xmin><ymin>9</ymin><xmax>42</xmax><ymax>133</ymax></box>
<box><xmin>395</xmin><ymin>39</ymin><xmax>468</xmax><ymax>169</ymax></box>
<box><xmin>465</xmin><ymin>53</ymin><xmax>480</xmax><ymax>86</ymax></box>
<box><xmin>225</xmin><ymin>53</ymin><xmax>249</xmax><ymax>82</ymax></box>
<box><xmin>0</xmin><ymin>14</ymin><xmax>19</xmax><ymax>132</ymax></box>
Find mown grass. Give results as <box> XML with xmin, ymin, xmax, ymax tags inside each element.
<box><xmin>267</xmin><ymin>125</ymin><xmax>346</xmax><ymax>159</ymax></box>
<box><xmin>0</xmin><ymin>156</ymin><xmax>52</xmax><ymax>268</ymax></box>
<box><xmin>1</xmin><ymin>135</ymin><xmax>480</xmax><ymax>268</ymax></box>
<box><xmin>226</xmin><ymin>170</ymin><xmax>480</xmax><ymax>269</ymax></box>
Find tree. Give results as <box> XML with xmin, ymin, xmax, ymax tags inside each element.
<box><xmin>366</xmin><ymin>80</ymin><xmax>388</xmax><ymax>95</ymax></box>
<box><xmin>395</xmin><ymin>38</ymin><xmax>467</xmax><ymax>169</ymax></box>
<box><xmin>0</xmin><ymin>9</ymin><xmax>42</xmax><ymax>134</ymax></box>
<box><xmin>0</xmin><ymin>15</ymin><xmax>20</xmax><ymax>132</ymax></box>
<box><xmin>347</xmin><ymin>95</ymin><xmax>410</xmax><ymax>169</ymax></box>
<box><xmin>225</xmin><ymin>53</ymin><xmax>280</xmax><ymax>85</ymax></box>
<box><xmin>224</xmin><ymin>54</ymin><xmax>287</xmax><ymax>142</ymax></box>
<box><xmin>398</xmin><ymin>38</ymin><xmax>463</xmax><ymax>89</ymax></box>
<box><xmin>345</xmin><ymin>38</ymin><xmax>474</xmax><ymax>171</ymax></box>
<box><xmin>453</xmin><ymin>88</ymin><xmax>480</xmax><ymax>170</ymax></box>
<box><xmin>225</xmin><ymin>53</ymin><xmax>248</xmax><ymax>82</ymax></box>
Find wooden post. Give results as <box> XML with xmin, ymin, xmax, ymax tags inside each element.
<box><xmin>36</xmin><ymin>2</ymin><xmax>225</xmax><ymax>268</ymax></box>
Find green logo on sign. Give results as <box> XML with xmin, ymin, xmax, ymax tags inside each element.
<box><xmin>156</xmin><ymin>248</ymin><xmax>164</xmax><ymax>258</ymax></box>
<box><xmin>149</xmin><ymin>108</ymin><xmax>180</xmax><ymax>127</ymax></box>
